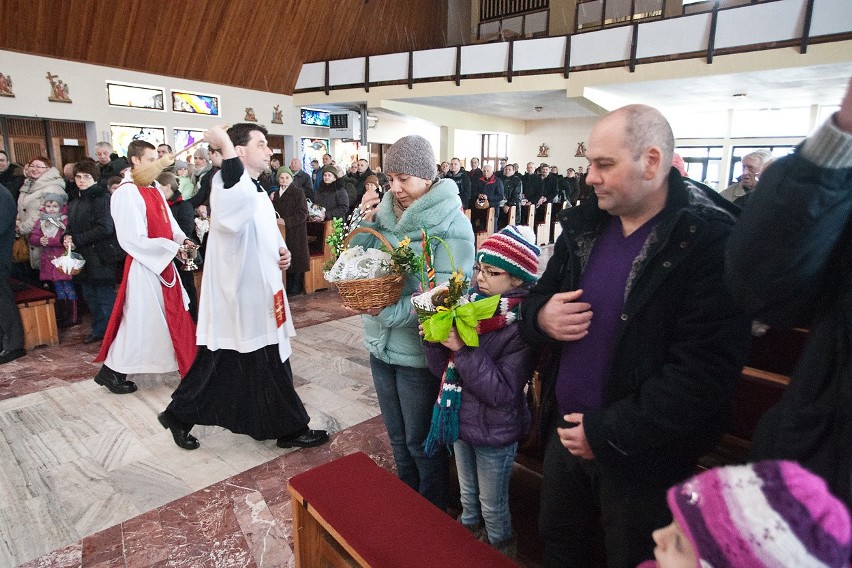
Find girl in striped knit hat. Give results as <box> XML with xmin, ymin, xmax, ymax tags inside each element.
<box><xmin>639</xmin><ymin>460</ymin><xmax>851</xmax><ymax>568</ymax></box>
<box><xmin>423</xmin><ymin>225</ymin><xmax>541</xmax><ymax>559</ymax></box>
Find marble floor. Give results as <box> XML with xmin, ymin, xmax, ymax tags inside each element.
<box><xmin>0</xmin><ymin>290</ymin><xmax>392</xmax><ymax>567</ymax></box>
<box><xmin>2</xmin><ymin>262</ymin><xmax>551</xmax><ymax>567</ymax></box>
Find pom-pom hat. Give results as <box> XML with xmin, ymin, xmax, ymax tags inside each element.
<box><xmin>384</xmin><ymin>135</ymin><xmax>437</xmax><ymax>181</ymax></box>
<box><xmin>668</xmin><ymin>460</ymin><xmax>851</xmax><ymax>568</ymax></box>
<box><xmin>476</xmin><ymin>225</ymin><xmax>540</xmax><ymax>283</ymax></box>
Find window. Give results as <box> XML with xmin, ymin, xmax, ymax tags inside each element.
<box><xmin>481</xmin><ymin>134</ymin><xmax>508</xmax><ymax>172</ymax></box>
<box><xmin>477</xmin><ymin>0</ymin><xmax>549</xmax><ymax>40</ymax></box>
<box><xmin>675</xmin><ymin>146</ymin><xmax>724</xmax><ymax>188</ymax></box>
<box><xmin>173</xmin><ymin>129</ymin><xmax>206</xmax><ymax>153</ymax></box>
<box><xmin>106</xmin><ymin>82</ymin><xmax>164</xmax><ymax>111</ymax></box>
<box><xmin>172</xmin><ymin>90</ymin><xmax>220</xmax><ymax>116</ymax></box>
<box><xmin>109</xmin><ymin>124</ymin><xmax>166</xmax><ymax>158</ymax></box>
<box><xmin>577</xmin><ymin>0</ymin><xmax>663</xmax><ymax>31</ymax></box>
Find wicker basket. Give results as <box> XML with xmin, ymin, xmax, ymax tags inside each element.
<box><xmin>332</xmin><ymin>227</ymin><xmax>405</xmax><ymax>310</ymax></box>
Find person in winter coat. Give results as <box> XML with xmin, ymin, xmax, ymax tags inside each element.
<box><xmin>16</xmin><ymin>156</ymin><xmax>66</xmax><ymax>276</ymax></box>
<box><xmin>64</xmin><ymin>161</ymin><xmax>121</xmax><ymax>345</ymax></box>
<box><xmin>471</xmin><ymin>164</ymin><xmax>505</xmax><ymax>231</ymax></box>
<box><xmin>447</xmin><ymin>158</ymin><xmax>471</xmax><ymax>209</ymax></box>
<box><xmin>270</xmin><ymin>167</ymin><xmax>310</xmax><ymax>296</ymax></box>
<box><xmin>424</xmin><ymin>225</ymin><xmax>540</xmax><ymax>559</ymax></box>
<box><xmin>500</xmin><ymin>164</ymin><xmax>523</xmax><ymax>222</ymax></box>
<box><xmin>0</xmin><ymin>150</ymin><xmax>25</xmax><ymax>202</ymax></box>
<box><xmin>350</xmin><ymin>134</ymin><xmax>476</xmax><ymax>512</ymax></box>
<box><xmin>519</xmin><ymin>105</ymin><xmax>750</xmax><ymax>568</ymax></box>
<box><xmin>157</xmin><ymin>172</ymin><xmax>199</xmax><ymax>322</ymax></box>
<box><xmin>725</xmin><ymin>77</ymin><xmax>852</xmax><ymax>512</ymax></box>
<box><xmin>313</xmin><ymin>165</ymin><xmax>349</xmax><ymax>221</ymax></box>
<box><xmin>28</xmin><ymin>192</ymin><xmax>80</xmax><ymax>328</ymax></box>
<box><xmin>0</xmin><ymin>183</ymin><xmax>25</xmax><ymax>364</ymax></box>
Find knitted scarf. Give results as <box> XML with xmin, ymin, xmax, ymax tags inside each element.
<box><xmin>423</xmin><ymin>291</ymin><xmax>525</xmax><ymax>456</ymax></box>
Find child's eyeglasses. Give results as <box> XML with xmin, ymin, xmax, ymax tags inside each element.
<box><xmin>473</xmin><ymin>264</ymin><xmax>507</xmax><ymax>279</ymax></box>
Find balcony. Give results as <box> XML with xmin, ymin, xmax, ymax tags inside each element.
<box><xmin>295</xmin><ymin>0</ymin><xmax>851</xmax><ymax>94</ymax></box>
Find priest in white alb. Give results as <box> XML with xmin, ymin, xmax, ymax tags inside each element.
<box><xmin>157</xmin><ymin>123</ymin><xmax>328</xmax><ymax>451</ymax></box>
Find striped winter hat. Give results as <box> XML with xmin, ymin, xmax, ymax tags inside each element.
<box><xmin>476</xmin><ymin>225</ymin><xmax>540</xmax><ymax>282</ymax></box>
<box><xmin>668</xmin><ymin>460</ymin><xmax>851</xmax><ymax>568</ymax></box>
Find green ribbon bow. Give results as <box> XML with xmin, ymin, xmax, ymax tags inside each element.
<box><xmin>422</xmin><ymin>294</ymin><xmax>501</xmax><ymax>347</ymax></box>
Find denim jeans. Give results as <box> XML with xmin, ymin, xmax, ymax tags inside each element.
<box><xmin>80</xmin><ymin>282</ymin><xmax>116</xmax><ymax>338</ymax></box>
<box><xmin>453</xmin><ymin>439</ymin><xmax>517</xmax><ymax>544</ymax></box>
<box><xmin>370</xmin><ymin>354</ymin><xmax>449</xmax><ymax>510</ymax></box>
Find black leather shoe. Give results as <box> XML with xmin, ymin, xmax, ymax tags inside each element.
<box><xmin>158</xmin><ymin>411</ymin><xmax>200</xmax><ymax>450</ymax></box>
<box><xmin>0</xmin><ymin>348</ymin><xmax>25</xmax><ymax>364</ymax></box>
<box><xmin>83</xmin><ymin>335</ymin><xmax>103</xmax><ymax>344</ymax></box>
<box><xmin>93</xmin><ymin>365</ymin><xmax>137</xmax><ymax>394</ymax></box>
<box><xmin>277</xmin><ymin>429</ymin><xmax>329</xmax><ymax>448</ymax></box>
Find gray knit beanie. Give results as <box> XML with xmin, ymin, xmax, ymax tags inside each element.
<box><xmin>384</xmin><ymin>135</ymin><xmax>437</xmax><ymax>181</ymax></box>
<box><xmin>42</xmin><ymin>192</ymin><xmax>67</xmax><ymax>206</ymax></box>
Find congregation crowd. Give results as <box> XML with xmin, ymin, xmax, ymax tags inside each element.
<box><xmin>0</xmin><ymin>77</ymin><xmax>851</xmax><ymax>568</ymax></box>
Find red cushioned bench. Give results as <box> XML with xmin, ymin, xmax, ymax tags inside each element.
<box><xmin>288</xmin><ymin>451</ymin><xmax>518</xmax><ymax>567</ymax></box>
<box><xmin>10</xmin><ymin>279</ymin><xmax>58</xmax><ymax>350</ymax></box>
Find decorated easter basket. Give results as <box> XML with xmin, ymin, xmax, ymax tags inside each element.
<box><xmin>51</xmin><ymin>245</ymin><xmax>85</xmax><ymax>276</ymax></box>
<box><xmin>332</xmin><ymin>227</ymin><xmax>405</xmax><ymax>311</ymax></box>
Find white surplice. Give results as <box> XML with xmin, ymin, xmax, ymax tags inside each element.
<box><xmin>104</xmin><ymin>178</ymin><xmax>189</xmax><ymax>374</ymax></box>
<box><xmin>196</xmin><ymin>170</ymin><xmax>295</xmax><ymax>361</ymax></box>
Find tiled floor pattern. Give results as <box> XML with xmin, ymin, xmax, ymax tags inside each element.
<box><xmin>1</xmin><ymin>290</ymin><xmax>385</xmax><ymax>567</ymax></box>
<box><xmin>2</xmin><ymin>251</ymin><xmax>554</xmax><ymax>567</ymax></box>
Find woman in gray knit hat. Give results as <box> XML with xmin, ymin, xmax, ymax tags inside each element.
<box><xmin>349</xmin><ymin>134</ymin><xmax>476</xmax><ymax>511</ymax></box>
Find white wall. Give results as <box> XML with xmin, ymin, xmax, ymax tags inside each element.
<box><xmin>516</xmin><ymin>117</ymin><xmax>599</xmax><ymax>171</ymax></box>
<box><xmin>451</xmin><ymin>129</ymin><xmax>482</xmax><ymax>165</ymax></box>
<box><xmin>367</xmin><ymin>114</ymin><xmax>441</xmax><ymax>154</ymax></box>
<box><xmin>0</xmin><ymin>49</ymin><xmax>318</xmax><ymax>160</ymax></box>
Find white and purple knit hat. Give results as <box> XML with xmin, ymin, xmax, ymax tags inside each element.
<box><xmin>669</xmin><ymin>460</ymin><xmax>851</xmax><ymax>568</ymax></box>
<box><xmin>476</xmin><ymin>225</ymin><xmax>540</xmax><ymax>283</ymax></box>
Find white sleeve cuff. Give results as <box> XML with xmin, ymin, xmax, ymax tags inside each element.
<box><xmin>801</xmin><ymin>113</ymin><xmax>852</xmax><ymax>169</ymax></box>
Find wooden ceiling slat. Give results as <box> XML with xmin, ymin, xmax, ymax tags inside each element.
<box><xmin>0</xmin><ymin>0</ymin><xmax>447</xmax><ymax>94</ymax></box>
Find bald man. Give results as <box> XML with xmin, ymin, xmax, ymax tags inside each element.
<box><xmin>519</xmin><ymin>104</ymin><xmax>749</xmax><ymax>568</ymax></box>
<box><xmin>289</xmin><ymin>157</ymin><xmax>313</xmax><ymax>199</ymax></box>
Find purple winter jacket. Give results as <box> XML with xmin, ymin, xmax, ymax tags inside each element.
<box><xmin>29</xmin><ymin>215</ymin><xmax>72</xmax><ymax>282</ymax></box>
<box><xmin>424</xmin><ymin>286</ymin><xmax>535</xmax><ymax>447</ymax></box>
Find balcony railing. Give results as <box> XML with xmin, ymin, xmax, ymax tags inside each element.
<box><xmin>295</xmin><ymin>0</ymin><xmax>851</xmax><ymax>94</ymax></box>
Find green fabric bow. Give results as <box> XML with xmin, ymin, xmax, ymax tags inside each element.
<box><xmin>422</xmin><ymin>295</ymin><xmax>501</xmax><ymax>347</ymax></box>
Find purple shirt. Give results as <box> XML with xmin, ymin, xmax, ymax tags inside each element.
<box><xmin>556</xmin><ymin>214</ymin><xmax>659</xmax><ymax>415</ymax></box>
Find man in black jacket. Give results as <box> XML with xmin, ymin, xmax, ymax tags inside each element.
<box><xmin>0</xmin><ymin>182</ymin><xmax>25</xmax><ymax>364</ymax></box>
<box><xmin>0</xmin><ymin>151</ymin><xmax>25</xmax><ymax>202</ymax></box>
<box><xmin>519</xmin><ymin>104</ymin><xmax>749</xmax><ymax>568</ymax></box>
<box><xmin>726</xmin><ymin>77</ymin><xmax>852</xmax><ymax>511</ymax></box>
<box><xmin>289</xmin><ymin>157</ymin><xmax>313</xmax><ymax>199</ymax></box>
<box><xmin>446</xmin><ymin>157</ymin><xmax>471</xmax><ymax>209</ymax></box>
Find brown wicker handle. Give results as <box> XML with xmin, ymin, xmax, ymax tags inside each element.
<box><xmin>343</xmin><ymin>226</ymin><xmax>395</xmax><ymax>252</ymax></box>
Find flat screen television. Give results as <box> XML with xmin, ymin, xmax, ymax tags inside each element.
<box><xmin>301</xmin><ymin>108</ymin><xmax>330</xmax><ymax>127</ymax></box>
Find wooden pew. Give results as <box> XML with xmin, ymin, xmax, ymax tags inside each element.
<box><xmin>549</xmin><ymin>202</ymin><xmax>565</xmax><ymax>243</ymax></box>
<box><xmin>466</xmin><ymin>206</ymin><xmax>495</xmax><ymax>250</ymax></box>
<box><xmin>518</xmin><ymin>204</ymin><xmax>535</xmax><ymax>227</ymax></box>
<box><xmin>497</xmin><ymin>205</ymin><xmax>516</xmax><ymax>231</ymax></box>
<box><xmin>535</xmin><ymin>203</ymin><xmax>552</xmax><ymax>246</ymax></box>
<box><xmin>10</xmin><ymin>279</ymin><xmax>58</xmax><ymax>350</ymax></box>
<box><xmin>304</xmin><ymin>220</ymin><xmax>333</xmax><ymax>293</ymax></box>
<box><xmin>289</xmin><ymin>451</ymin><xmax>518</xmax><ymax>568</ymax></box>
<box><xmin>699</xmin><ymin>326</ymin><xmax>808</xmax><ymax>468</ymax></box>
